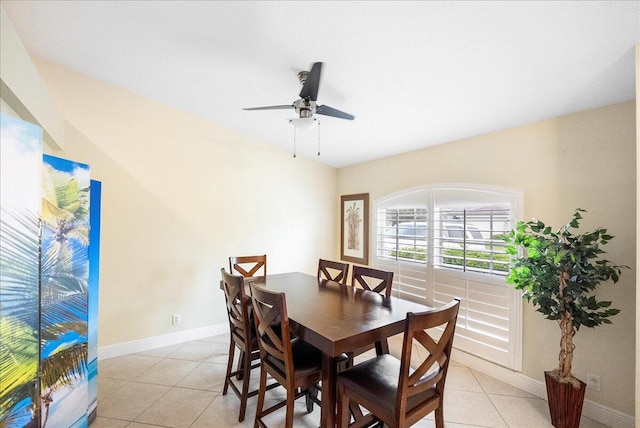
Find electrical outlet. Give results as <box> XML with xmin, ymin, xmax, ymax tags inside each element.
<box><xmin>172</xmin><ymin>314</ymin><xmax>181</xmax><ymax>325</ymax></box>
<box><xmin>587</xmin><ymin>373</ymin><xmax>600</xmax><ymax>391</ymax></box>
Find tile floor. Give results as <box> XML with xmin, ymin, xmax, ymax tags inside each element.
<box><xmin>94</xmin><ymin>334</ymin><xmax>609</xmax><ymax>428</ymax></box>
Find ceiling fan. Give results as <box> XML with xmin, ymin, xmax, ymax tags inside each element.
<box><xmin>242</xmin><ymin>62</ymin><xmax>355</xmax><ymax>126</ymax></box>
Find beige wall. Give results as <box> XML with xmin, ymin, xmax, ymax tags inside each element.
<box><xmin>32</xmin><ymin>59</ymin><xmax>339</xmax><ymax>347</ymax></box>
<box><xmin>338</xmin><ymin>101</ymin><xmax>636</xmax><ymax>416</ymax></box>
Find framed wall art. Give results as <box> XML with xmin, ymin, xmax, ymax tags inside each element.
<box><xmin>340</xmin><ymin>193</ymin><xmax>369</xmax><ymax>265</ymax></box>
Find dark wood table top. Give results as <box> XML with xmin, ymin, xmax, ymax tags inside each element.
<box><xmin>248</xmin><ymin>272</ymin><xmax>431</xmax><ymax>357</ymax></box>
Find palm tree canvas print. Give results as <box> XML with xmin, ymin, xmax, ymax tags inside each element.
<box><xmin>0</xmin><ymin>114</ymin><xmax>44</xmax><ymax>427</ymax></box>
<box><xmin>340</xmin><ymin>193</ymin><xmax>369</xmax><ymax>264</ymax></box>
<box><xmin>39</xmin><ymin>155</ymin><xmax>90</xmax><ymax>428</ymax></box>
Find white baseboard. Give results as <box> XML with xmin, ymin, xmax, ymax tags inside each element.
<box><xmin>98</xmin><ymin>323</ymin><xmax>228</xmax><ymax>360</ymax></box>
<box><xmin>451</xmin><ymin>349</ymin><xmax>635</xmax><ymax>428</ymax></box>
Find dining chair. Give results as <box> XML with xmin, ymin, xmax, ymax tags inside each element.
<box><xmin>336</xmin><ymin>299</ymin><xmax>460</xmax><ymax>428</ymax></box>
<box><xmin>351</xmin><ymin>265</ymin><xmax>394</xmax><ymax>298</ymax></box>
<box><xmin>317</xmin><ymin>258</ymin><xmax>350</xmax><ymax>284</ymax></box>
<box><xmin>249</xmin><ymin>283</ymin><xmax>323</xmax><ymax>428</ymax></box>
<box><xmin>348</xmin><ymin>266</ymin><xmax>395</xmax><ymax>364</ymax></box>
<box><xmin>221</xmin><ymin>269</ymin><xmax>277</xmax><ymax>422</ymax></box>
<box><xmin>229</xmin><ymin>254</ymin><xmax>267</xmax><ymax>279</ymax></box>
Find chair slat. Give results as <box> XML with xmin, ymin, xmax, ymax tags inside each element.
<box><xmin>351</xmin><ymin>266</ymin><xmax>393</xmax><ymax>298</ymax></box>
<box><xmin>229</xmin><ymin>254</ymin><xmax>267</xmax><ymax>279</ymax></box>
<box><xmin>318</xmin><ymin>259</ymin><xmax>350</xmax><ymax>284</ymax></box>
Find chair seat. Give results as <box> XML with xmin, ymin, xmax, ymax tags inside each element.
<box><xmin>338</xmin><ymin>354</ymin><xmax>439</xmax><ymax>415</ymax></box>
<box><xmin>265</xmin><ymin>337</ymin><xmax>323</xmax><ymax>378</ymax></box>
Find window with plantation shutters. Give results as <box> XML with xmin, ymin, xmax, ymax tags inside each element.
<box><xmin>376</xmin><ymin>208</ymin><xmax>428</xmax><ymax>264</ymax></box>
<box><xmin>433</xmin><ymin>207</ymin><xmax>511</xmax><ymax>275</ymax></box>
<box><xmin>374</xmin><ymin>185</ymin><xmax>523</xmax><ymax>370</ymax></box>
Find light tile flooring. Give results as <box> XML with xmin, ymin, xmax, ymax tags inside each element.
<box><xmin>94</xmin><ymin>334</ymin><xmax>609</xmax><ymax>428</ymax></box>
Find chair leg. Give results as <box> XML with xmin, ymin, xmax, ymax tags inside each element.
<box><xmin>337</xmin><ymin>382</ymin><xmax>350</xmax><ymax>428</ymax></box>
<box><xmin>236</xmin><ymin>350</ymin><xmax>245</xmax><ymax>380</ymax></box>
<box><xmin>374</xmin><ymin>338</ymin><xmax>389</xmax><ymax>355</ymax></box>
<box><xmin>238</xmin><ymin>347</ymin><xmax>252</xmax><ymax>422</ymax></box>
<box><xmin>223</xmin><ymin>340</ymin><xmax>236</xmax><ymax>395</ymax></box>
<box><xmin>254</xmin><ymin>367</ymin><xmax>267</xmax><ymax>428</ymax></box>
<box><xmin>434</xmin><ymin>406</ymin><xmax>445</xmax><ymax>428</ymax></box>
<box><xmin>346</xmin><ymin>351</ymin><xmax>355</xmax><ymax>368</ymax></box>
<box><xmin>285</xmin><ymin>385</ymin><xmax>296</xmax><ymax>428</ymax></box>
<box><xmin>305</xmin><ymin>384</ymin><xmax>319</xmax><ymax>413</ymax></box>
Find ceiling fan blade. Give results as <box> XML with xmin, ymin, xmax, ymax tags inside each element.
<box><xmin>242</xmin><ymin>105</ymin><xmax>294</xmax><ymax>111</ymax></box>
<box><xmin>316</xmin><ymin>105</ymin><xmax>355</xmax><ymax>120</ymax></box>
<box><xmin>299</xmin><ymin>62</ymin><xmax>322</xmax><ymax>101</ymax></box>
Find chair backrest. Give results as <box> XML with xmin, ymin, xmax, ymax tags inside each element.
<box><xmin>221</xmin><ymin>268</ymin><xmax>252</xmax><ymax>345</ymax></box>
<box><xmin>396</xmin><ymin>299</ymin><xmax>460</xmax><ymax>423</ymax></box>
<box><xmin>229</xmin><ymin>254</ymin><xmax>267</xmax><ymax>279</ymax></box>
<box><xmin>317</xmin><ymin>259</ymin><xmax>350</xmax><ymax>284</ymax></box>
<box><xmin>249</xmin><ymin>283</ymin><xmax>294</xmax><ymax>379</ymax></box>
<box><xmin>351</xmin><ymin>266</ymin><xmax>394</xmax><ymax>298</ymax></box>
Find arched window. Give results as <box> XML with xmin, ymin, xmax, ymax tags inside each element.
<box><xmin>374</xmin><ymin>184</ymin><xmax>523</xmax><ymax>370</ymax></box>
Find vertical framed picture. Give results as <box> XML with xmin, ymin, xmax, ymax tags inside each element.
<box><xmin>341</xmin><ymin>193</ymin><xmax>369</xmax><ymax>265</ymax></box>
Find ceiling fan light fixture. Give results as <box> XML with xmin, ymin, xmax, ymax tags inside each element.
<box><xmin>288</xmin><ymin>116</ymin><xmax>318</xmax><ymax>130</ymax></box>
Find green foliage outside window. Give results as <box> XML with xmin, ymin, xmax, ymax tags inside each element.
<box><xmin>443</xmin><ymin>249</ymin><xmax>510</xmax><ymax>272</ymax></box>
<box><xmin>391</xmin><ymin>247</ymin><xmax>427</xmax><ymax>262</ymax></box>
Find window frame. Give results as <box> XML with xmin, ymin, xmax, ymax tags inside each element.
<box><xmin>373</xmin><ymin>184</ymin><xmax>523</xmax><ymax>371</ymax></box>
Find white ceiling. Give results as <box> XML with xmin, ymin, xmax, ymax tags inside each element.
<box><xmin>2</xmin><ymin>1</ymin><xmax>638</xmax><ymax>168</ymax></box>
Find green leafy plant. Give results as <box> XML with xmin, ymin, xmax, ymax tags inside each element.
<box><xmin>505</xmin><ymin>209</ymin><xmax>626</xmax><ymax>382</ymax></box>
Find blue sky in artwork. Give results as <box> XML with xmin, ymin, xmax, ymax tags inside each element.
<box><xmin>44</xmin><ymin>153</ymin><xmax>88</xmax><ymax>174</ymax></box>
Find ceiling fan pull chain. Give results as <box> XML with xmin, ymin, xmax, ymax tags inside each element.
<box><xmin>317</xmin><ymin>120</ymin><xmax>321</xmax><ymax>156</ymax></box>
<box><xmin>293</xmin><ymin>125</ymin><xmax>297</xmax><ymax>158</ymax></box>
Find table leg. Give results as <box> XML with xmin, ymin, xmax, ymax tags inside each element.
<box><xmin>374</xmin><ymin>338</ymin><xmax>389</xmax><ymax>355</ymax></box>
<box><xmin>320</xmin><ymin>354</ymin><xmax>338</xmax><ymax>427</ymax></box>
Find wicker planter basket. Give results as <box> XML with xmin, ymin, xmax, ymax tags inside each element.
<box><xmin>544</xmin><ymin>371</ymin><xmax>586</xmax><ymax>428</ymax></box>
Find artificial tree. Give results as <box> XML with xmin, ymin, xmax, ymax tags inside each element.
<box><xmin>505</xmin><ymin>209</ymin><xmax>626</xmax><ymax>427</ymax></box>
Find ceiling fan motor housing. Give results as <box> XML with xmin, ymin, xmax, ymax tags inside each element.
<box><xmin>293</xmin><ymin>98</ymin><xmax>315</xmax><ymax>118</ymax></box>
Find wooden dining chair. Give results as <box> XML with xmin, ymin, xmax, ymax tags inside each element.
<box><xmin>220</xmin><ymin>269</ymin><xmax>277</xmax><ymax>422</ymax></box>
<box><xmin>229</xmin><ymin>254</ymin><xmax>267</xmax><ymax>279</ymax></box>
<box><xmin>336</xmin><ymin>299</ymin><xmax>460</xmax><ymax>428</ymax></box>
<box><xmin>249</xmin><ymin>283</ymin><xmax>323</xmax><ymax>428</ymax></box>
<box><xmin>351</xmin><ymin>265</ymin><xmax>394</xmax><ymax>298</ymax></box>
<box><xmin>348</xmin><ymin>266</ymin><xmax>395</xmax><ymax>364</ymax></box>
<box><xmin>318</xmin><ymin>258</ymin><xmax>350</xmax><ymax>284</ymax></box>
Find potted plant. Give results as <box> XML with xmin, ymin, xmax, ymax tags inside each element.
<box><xmin>504</xmin><ymin>209</ymin><xmax>626</xmax><ymax>428</ymax></box>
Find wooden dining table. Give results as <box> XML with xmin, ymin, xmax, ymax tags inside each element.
<box><xmin>245</xmin><ymin>271</ymin><xmax>431</xmax><ymax>427</ymax></box>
